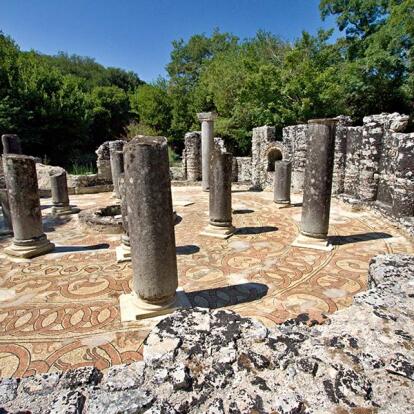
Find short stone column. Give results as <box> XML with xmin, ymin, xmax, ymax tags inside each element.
<box><xmin>200</xmin><ymin>145</ymin><xmax>235</xmax><ymax>239</ymax></box>
<box><xmin>109</xmin><ymin>141</ymin><xmax>125</xmax><ymax>199</ymax></box>
<box><xmin>0</xmin><ymin>189</ymin><xmax>13</xmax><ymax>235</ymax></box>
<box><xmin>3</xmin><ymin>155</ymin><xmax>54</xmax><ymax>258</ymax></box>
<box><xmin>273</xmin><ymin>160</ymin><xmax>292</xmax><ymax>207</ymax></box>
<box><xmin>292</xmin><ymin>119</ymin><xmax>337</xmax><ymax>251</ymax></box>
<box><xmin>119</xmin><ymin>136</ymin><xmax>188</xmax><ymax>321</ymax></box>
<box><xmin>115</xmin><ymin>173</ymin><xmax>131</xmax><ymax>262</ymax></box>
<box><xmin>197</xmin><ymin>112</ymin><xmax>217</xmax><ymax>191</ymax></box>
<box><xmin>50</xmin><ymin>171</ymin><xmax>79</xmax><ymax>215</ymax></box>
<box><xmin>2</xmin><ymin>134</ymin><xmax>22</xmax><ymax>155</ymax></box>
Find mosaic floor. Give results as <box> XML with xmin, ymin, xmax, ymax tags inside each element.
<box><xmin>0</xmin><ymin>186</ymin><xmax>412</xmax><ymax>378</ymax></box>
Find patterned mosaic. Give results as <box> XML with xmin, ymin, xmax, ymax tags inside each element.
<box><xmin>0</xmin><ymin>187</ymin><xmax>412</xmax><ymax>378</ymax></box>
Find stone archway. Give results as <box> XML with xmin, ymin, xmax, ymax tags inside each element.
<box><xmin>266</xmin><ymin>147</ymin><xmax>283</xmax><ymax>172</ymax></box>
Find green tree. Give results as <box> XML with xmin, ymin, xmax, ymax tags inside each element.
<box><xmin>130</xmin><ymin>80</ymin><xmax>171</xmax><ymax>135</ymax></box>
<box><xmin>86</xmin><ymin>85</ymin><xmax>130</xmax><ymax>147</ymax></box>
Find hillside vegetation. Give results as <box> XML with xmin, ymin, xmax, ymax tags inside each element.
<box><xmin>0</xmin><ymin>0</ymin><xmax>412</xmax><ymax>166</ymax></box>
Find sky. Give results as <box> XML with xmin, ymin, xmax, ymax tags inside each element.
<box><xmin>0</xmin><ymin>0</ymin><xmax>339</xmax><ymax>83</ymax></box>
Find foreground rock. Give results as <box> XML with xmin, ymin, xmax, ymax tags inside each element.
<box><xmin>1</xmin><ymin>254</ymin><xmax>413</xmax><ymax>413</ymax></box>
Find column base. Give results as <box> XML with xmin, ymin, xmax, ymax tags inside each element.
<box><xmin>4</xmin><ymin>236</ymin><xmax>55</xmax><ymax>258</ymax></box>
<box><xmin>115</xmin><ymin>244</ymin><xmax>131</xmax><ymax>263</ymax></box>
<box><xmin>52</xmin><ymin>206</ymin><xmax>80</xmax><ymax>216</ymax></box>
<box><xmin>273</xmin><ymin>201</ymin><xmax>292</xmax><ymax>209</ymax></box>
<box><xmin>119</xmin><ymin>289</ymin><xmax>191</xmax><ymax>322</ymax></box>
<box><xmin>291</xmin><ymin>234</ymin><xmax>333</xmax><ymax>251</ymax></box>
<box><xmin>200</xmin><ymin>224</ymin><xmax>235</xmax><ymax>239</ymax></box>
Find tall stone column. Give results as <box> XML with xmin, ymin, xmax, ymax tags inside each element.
<box><xmin>197</xmin><ymin>112</ymin><xmax>217</xmax><ymax>191</ymax></box>
<box><xmin>3</xmin><ymin>155</ymin><xmax>54</xmax><ymax>258</ymax></box>
<box><xmin>119</xmin><ymin>136</ymin><xmax>188</xmax><ymax>321</ymax></box>
<box><xmin>273</xmin><ymin>160</ymin><xmax>291</xmax><ymax>207</ymax></box>
<box><xmin>0</xmin><ymin>189</ymin><xmax>13</xmax><ymax>235</ymax></box>
<box><xmin>2</xmin><ymin>134</ymin><xmax>22</xmax><ymax>155</ymax></box>
<box><xmin>50</xmin><ymin>171</ymin><xmax>79</xmax><ymax>215</ymax></box>
<box><xmin>200</xmin><ymin>145</ymin><xmax>235</xmax><ymax>239</ymax></box>
<box><xmin>115</xmin><ymin>173</ymin><xmax>131</xmax><ymax>263</ymax></box>
<box><xmin>292</xmin><ymin>119</ymin><xmax>337</xmax><ymax>251</ymax></box>
<box><xmin>109</xmin><ymin>141</ymin><xmax>125</xmax><ymax>199</ymax></box>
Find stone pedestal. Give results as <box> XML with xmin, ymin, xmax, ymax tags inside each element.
<box><xmin>116</xmin><ymin>174</ymin><xmax>131</xmax><ymax>263</ymax></box>
<box><xmin>1</xmin><ymin>134</ymin><xmax>22</xmax><ymax>155</ymax></box>
<box><xmin>200</xmin><ymin>146</ymin><xmax>235</xmax><ymax>239</ymax></box>
<box><xmin>273</xmin><ymin>160</ymin><xmax>291</xmax><ymax>208</ymax></box>
<box><xmin>119</xmin><ymin>136</ymin><xmax>188</xmax><ymax>321</ymax></box>
<box><xmin>0</xmin><ymin>189</ymin><xmax>13</xmax><ymax>235</ymax></box>
<box><xmin>109</xmin><ymin>142</ymin><xmax>125</xmax><ymax>199</ymax></box>
<box><xmin>3</xmin><ymin>155</ymin><xmax>54</xmax><ymax>258</ymax></box>
<box><xmin>50</xmin><ymin>171</ymin><xmax>79</xmax><ymax>215</ymax></box>
<box><xmin>197</xmin><ymin>112</ymin><xmax>217</xmax><ymax>191</ymax></box>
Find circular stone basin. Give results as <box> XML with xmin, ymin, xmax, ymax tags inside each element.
<box><xmin>79</xmin><ymin>204</ymin><xmax>123</xmax><ymax>234</ymax></box>
<box><xmin>79</xmin><ymin>205</ymin><xmax>180</xmax><ymax>234</ymax></box>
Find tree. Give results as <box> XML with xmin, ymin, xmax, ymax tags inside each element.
<box><xmin>130</xmin><ymin>80</ymin><xmax>171</xmax><ymax>136</ymax></box>
<box><xmin>86</xmin><ymin>85</ymin><xmax>130</xmax><ymax>147</ymax></box>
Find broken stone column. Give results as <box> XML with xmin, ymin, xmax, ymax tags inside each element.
<box><xmin>197</xmin><ymin>112</ymin><xmax>217</xmax><ymax>191</ymax></box>
<box><xmin>115</xmin><ymin>173</ymin><xmax>131</xmax><ymax>263</ymax></box>
<box><xmin>3</xmin><ymin>155</ymin><xmax>54</xmax><ymax>258</ymax></box>
<box><xmin>49</xmin><ymin>171</ymin><xmax>79</xmax><ymax>215</ymax></box>
<box><xmin>182</xmin><ymin>131</ymin><xmax>201</xmax><ymax>181</ymax></box>
<box><xmin>109</xmin><ymin>141</ymin><xmax>125</xmax><ymax>199</ymax></box>
<box><xmin>0</xmin><ymin>189</ymin><xmax>13</xmax><ymax>235</ymax></box>
<box><xmin>1</xmin><ymin>134</ymin><xmax>22</xmax><ymax>155</ymax></box>
<box><xmin>292</xmin><ymin>119</ymin><xmax>337</xmax><ymax>251</ymax></box>
<box><xmin>200</xmin><ymin>145</ymin><xmax>235</xmax><ymax>239</ymax></box>
<box><xmin>119</xmin><ymin>136</ymin><xmax>187</xmax><ymax>321</ymax></box>
<box><xmin>273</xmin><ymin>160</ymin><xmax>291</xmax><ymax>207</ymax></box>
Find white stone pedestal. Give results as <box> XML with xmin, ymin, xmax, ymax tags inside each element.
<box><xmin>291</xmin><ymin>234</ymin><xmax>334</xmax><ymax>251</ymax></box>
<box><xmin>119</xmin><ymin>288</ymin><xmax>191</xmax><ymax>322</ymax></box>
<box><xmin>200</xmin><ymin>224</ymin><xmax>235</xmax><ymax>240</ymax></box>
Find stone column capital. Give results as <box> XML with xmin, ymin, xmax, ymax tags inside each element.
<box><xmin>197</xmin><ymin>112</ymin><xmax>218</xmax><ymax>122</ymax></box>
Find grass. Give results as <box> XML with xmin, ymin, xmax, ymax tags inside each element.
<box><xmin>67</xmin><ymin>162</ymin><xmax>96</xmax><ymax>176</ymax></box>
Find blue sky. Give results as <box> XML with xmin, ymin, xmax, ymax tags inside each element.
<box><xmin>0</xmin><ymin>0</ymin><xmax>338</xmax><ymax>82</ymax></box>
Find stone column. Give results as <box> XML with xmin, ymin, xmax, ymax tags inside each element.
<box><xmin>50</xmin><ymin>171</ymin><xmax>79</xmax><ymax>215</ymax></box>
<box><xmin>115</xmin><ymin>173</ymin><xmax>131</xmax><ymax>262</ymax></box>
<box><xmin>292</xmin><ymin>119</ymin><xmax>337</xmax><ymax>251</ymax></box>
<box><xmin>200</xmin><ymin>145</ymin><xmax>235</xmax><ymax>239</ymax></box>
<box><xmin>273</xmin><ymin>160</ymin><xmax>291</xmax><ymax>206</ymax></box>
<box><xmin>2</xmin><ymin>134</ymin><xmax>22</xmax><ymax>155</ymax></box>
<box><xmin>109</xmin><ymin>141</ymin><xmax>125</xmax><ymax>199</ymax></box>
<box><xmin>3</xmin><ymin>155</ymin><xmax>54</xmax><ymax>258</ymax></box>
<box><xmin>197</xmin><ymin>112</ymin><xmax>217</xmax><ymax>191</ymax></box>
<box><xmin>119</xmin><ymin>136</ymin><xmax>187</xmax><ymax>321</ymax></box>
<box><xmin>0</xmin><ymin>189</ymin><xmax>13</xmax><ymax>235</ymax></box>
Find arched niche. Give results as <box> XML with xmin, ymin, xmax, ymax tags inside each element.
<box><xmin>266</xmin><ymin>147</ymin><xmax>283</xmax><ymax>172</ymax></box>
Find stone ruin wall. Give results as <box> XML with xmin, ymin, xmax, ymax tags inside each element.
<box><xmin>280</xmin><ymin>113</ymin><xmax>413</xmax><ymax>221</ymax></box>
<box><xmin>181</xmin><ymin>132</ymin><xmax>252</xmax><ymax>183</ymax></box>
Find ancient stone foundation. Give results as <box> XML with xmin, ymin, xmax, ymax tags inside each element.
<box><xmin>2</xmin><ymin>254</ymin><xmax>413</xmax><ymax>413</ymax></box>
